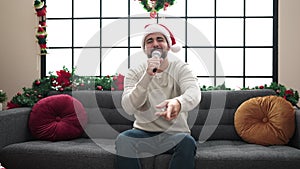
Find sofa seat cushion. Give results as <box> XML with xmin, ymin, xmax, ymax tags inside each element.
<box><xmin>196</xmin><ymin>140</ymin><xmax>300</xmax><ymax>160</ymax></box>
<box><xmin>29</xmin><ymin>94</ymin><xmax>88</xmax><ymax>141</ymax></box>
<box><xmin>194</xmin><ymin>140</ymin><xmax>300</xmax><ymax>169</ymax></box>
<box><xmin>0</xmin><ymin>139</ymin><xmax>114</xmax><ymax>169</ymax></box>
<box><xmin>0</xmin><ymin>138</ymin><xmax>153</xmax><ymax>169</ymax></box>
<box><xmin>3</xmin><ymin>140</ymin><xmax>300</xmax><ymax>169</ymax></box>
<box><xmin>234</xmin><ymin>95</ymin><xmax>295</xmax><ymax>145</ymax></box>
<box><xmin>142</xmin><ymin>140</ymin><xmax>300</xmax><ymax>169</ymax></box>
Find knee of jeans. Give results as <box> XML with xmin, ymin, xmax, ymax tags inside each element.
<box><xmin>116</xmin><ymin>132</ymin><xmax>139</xmax><ymax>147</ymax></box>
<box><xmin>115</xmin><ymin>133</ymin><xmax>128</xmax><ymax>147</ymax></box>
<box><xmin>115</xmin><ymin>133</ymin><xmax>140</xmax><ymax>158</ymax></box>
<box><xmin>178</xmin><ymin>135</ymin><xmax>196</xmax><ymax>150</ymax></box>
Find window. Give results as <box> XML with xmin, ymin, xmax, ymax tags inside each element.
<box><xmin>44</xmin><ymin>0</ymin><xmax>278</xmax><ymax>89</ymax></box>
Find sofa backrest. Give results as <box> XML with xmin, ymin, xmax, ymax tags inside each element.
<box><xmin>67</xmin><ymin>89</ymin><xmax>276</xmax><ymax>140</ymax></box>
<box><xmin>189</xmin><ymin>89</ymin><xmax>276</xmax><ymax>142</ymax></box>
<box><xmin>68</xmin><ymin>90</ymin><xmax>133</xmax><ymax>139</ymax></box>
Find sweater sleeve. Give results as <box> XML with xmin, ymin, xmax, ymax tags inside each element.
<box><xmin>121</xmin><ymin>67</ymin><xmax>153</xmax><ymax>115</ymax></box>
<box><xmin>174</xmin><ymin>62</ymin><xmax>201</xmax><ymax>112</ymax></box>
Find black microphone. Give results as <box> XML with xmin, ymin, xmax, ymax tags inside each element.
<box><xmin>152</xmin><ymin>50</ymin><xmax>161</xmax><ymax>73</ymax></box>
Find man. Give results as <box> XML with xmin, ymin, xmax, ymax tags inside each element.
<box><xmin>115</xmin><ymin>23</ymin><xmax>201</xmax><ymax>169</ymax></box>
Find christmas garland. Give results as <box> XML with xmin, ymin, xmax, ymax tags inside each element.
<box><xmin>7</xmin><ymin>67</ymin><xmax>125</xmax><ymax>109</ymax></box>
<box><xmin>0</xmin><ymin>90</ymin><xmax>7</xmax><ymax>103</ymax></box>
<box><xmin>34</xmin><ymin>0</ymin><xmax>47</xmax><ymax>55</ymax></box>
<box><xmin>138</xmin><ymin>0</ymin><xmax>176</xmax><ymax>18</ymax></box>
<box><xmin>241</xmin><ymin>82</ymin><xmax>299</xmax><ymax>108</ymax></box>
<box><xmin>6</xmin><ymin>65</ymin><xmax>299</xmax><ymax>109</ymax></box>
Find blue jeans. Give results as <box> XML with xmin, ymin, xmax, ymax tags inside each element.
<box><xmin>115</xmin><ymin>129</ymin><xmax>196</xmax><ymax>169</ymax></box>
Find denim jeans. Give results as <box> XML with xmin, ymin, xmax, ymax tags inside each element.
<box><xmin>115</xmin><ymin>128</ymin><xmax>196</xmax><ymax>169</ymax></box>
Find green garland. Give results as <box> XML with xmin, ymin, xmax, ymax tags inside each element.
<box><xmin>242</xmin><ymin>82</ymin><xmax>299</xmax><ymax>108</ymax></box>
<box><xmin>140</xmin><ymin>0</ymin><xmax>175</xmax><ymax>12</ymax></box>
<box><xmin>6</xmin><ymin>67</ymin><xmax>299</xmax><ymax>109</ymax></box>
<box><xmin>7</xmin><ymin>67</ymin><xmax>125</xmax><ymax>109</ymax></box>
<box><xmin>0</xmin><ymin>90</ymin><xmax>7</xmax><ymax>103</ymax></box>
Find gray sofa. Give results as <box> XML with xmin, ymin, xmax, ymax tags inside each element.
<box><xmin>0</xmin><ymin>89</ymin><xmax>300</xmax><ymax>169</ymax></box>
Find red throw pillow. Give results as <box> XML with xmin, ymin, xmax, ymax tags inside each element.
<box><xmin>29</xmin><ymin>94</ymin><xmax>88</xmax><ymax>141</ymax></box>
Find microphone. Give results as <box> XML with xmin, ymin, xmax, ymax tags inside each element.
<box><xmin>151</xmin><ymin>50</ymin><xmax>161</xmax><ymax>73</ymax></box>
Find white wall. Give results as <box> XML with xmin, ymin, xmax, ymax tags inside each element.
<box><xmin>279</xmin><ymin>0</ymin><xmax>300</xmax><ymax>107</ymax></box>
<box><xmin>0</xmin><ymin>0</ymin><xmax>40</xmax><ymax>108</ymax></box>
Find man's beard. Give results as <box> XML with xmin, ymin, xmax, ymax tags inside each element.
<box><xmin>147</xmin><ymin>48</ymin><xmax>168</xmax><ymax>59</ymax></box>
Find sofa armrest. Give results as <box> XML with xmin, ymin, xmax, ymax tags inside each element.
<box><xmin>289</xmin><ymin>108</ymin><xmax>300</xmax><ymax>149</ymax></box>
<box><xmin>0</xmin><ymin>108</ymin><xmax>33</xmax><ymax>149</ymax></box>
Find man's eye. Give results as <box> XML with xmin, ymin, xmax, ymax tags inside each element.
<box><xmin>157</xmin><ymin>37</ymin><xmax>164</xmax><ymax>42</ymax></box>
<box><xmin>146</xmin><ymin>39</ymin><xmax>153</xmax><ymax>44</ymax></box>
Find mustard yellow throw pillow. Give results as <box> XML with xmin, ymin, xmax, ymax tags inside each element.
<box><xmin>234</xmin><ymin>95</ymin><xmax>295</xmax><ymax>146</ymax></box>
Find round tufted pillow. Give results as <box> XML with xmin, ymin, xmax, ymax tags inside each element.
<box><xmin>234</xmin><ymin>95</ymin><xmax>295</xmax><ymax>146</ymax></box>
<box><xmin>29</xmin><ymin>94</ymin><xmax>88</xmax><ymax>141</ymax></box>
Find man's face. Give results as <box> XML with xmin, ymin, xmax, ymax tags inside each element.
<box><xmin>144</xmin><ymin>32</ymin><xmax>170</xmax><ymax>58</ymax></box>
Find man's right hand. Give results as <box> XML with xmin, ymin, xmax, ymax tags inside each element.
<box><xmin>147</xmin><ymin>57</ymin><xmax>162</xmax><ymax>76</ymax></box>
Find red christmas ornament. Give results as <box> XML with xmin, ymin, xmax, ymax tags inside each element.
<box><xmin>35</xmin><ymin>80</ymin><xmax>41</xmax><ymax>85</ymax></box>
<box><xmin>6</xmin><ymin>101</ymin><xmax>20</xmax><ymax>109</ymax></box>
<box><xmin>39</xmin><ymin>21</ymin><xmax>46</xmax><ymax>27</ymax></box>
<box><xmin>97</xmin><ymin>86</ymin><xmax>103</xmax><ymax>90</ymax></box>
<box><xmin>150</xmin><ymin>11</ymin><xmax>157</xmax><ymax>18</ymax></box>
<box><xmin>164</xmin><ymin>2</ymin><xmax>169</xmax><ymax>10</ymax></box>
<box><xmin>39</xmin><ymin>44</ymin><xmax>47</xmax><ymax>48</ymax></box>
<box><xmin>37</xmin><ymin>26</ymin><xmax>45</xmax><ymax>33</ymax></box>
<box><xmin>36</xmin><ymin>5</ymin><xmax>47</xmax><ymax>17</ymax></box>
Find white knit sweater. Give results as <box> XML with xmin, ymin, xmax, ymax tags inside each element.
<box><xmin>121</xmin><ymin>59</ymin><xmax>201</xmax><ymax>133</ymax></box>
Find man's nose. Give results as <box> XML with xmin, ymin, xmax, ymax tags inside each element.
<box><xmin>153</xmin><ymin>40</ymin><xmax>159</xmax><ymax>48</ymax></box>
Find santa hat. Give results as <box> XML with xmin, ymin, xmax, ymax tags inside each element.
<box><xmin>142</xmin><ymin>23</ymin><xmax>181</xmax><ymax>53</ymax></box>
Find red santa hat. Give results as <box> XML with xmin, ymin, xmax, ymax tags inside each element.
<box><xmin>142</xmin><ymin>23</ymin><xmax>181</xmax><ymax>53</ymax></box>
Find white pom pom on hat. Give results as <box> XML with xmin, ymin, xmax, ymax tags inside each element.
<box><xmin>142</xmin><ymin>23</ymin><xmax>181</xmax><ymax>53</ymax></box>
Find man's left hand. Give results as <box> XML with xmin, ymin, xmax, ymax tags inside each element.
<box><xmin>155</xmin><ymin>99</ymin><xmax>181</xmax><ymax>121</ymax></box>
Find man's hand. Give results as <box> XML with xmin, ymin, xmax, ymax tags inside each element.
<box><xmin>155</xmin><ymin>99</ymin><xmax>181</xmax><ymax>121</ymax></box>
<box><xmin>147</xmin><ymin>57</ymin><xmax>162</xmax><ymax>76</ymax></box>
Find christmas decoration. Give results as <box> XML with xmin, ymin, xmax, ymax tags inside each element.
<box><xmin>34</xmin><ymin>0</ymin><xmax>46</xmax><ymax>19</ymax></box>
<box><xmin>34</xmin><ymin>0</ymin><xmax>47</xmax><ymax>55</ymax></box>
<box><xmin>6</xmin><ymin>65</ymin><xmax>299</xmax><ymax>110</ymax></box>
<box><xmin>137</xmin><ymin>0</ymin><xmax>176</xmax><ymax>18</ymax></box>
<box><xmin>200</xmin><ymin>82</ymin><xmax>299</xmax><ymax>108</ymax></box>
<box><xmin>0</xmin><ymin>90</ymin><xmax>7</xmax><ymax>103</ymax></box>
<box><xmin>0</xmin><ymin>163</ymin><xmax>6</xmax><ymax>169</ymax></box>
<box><xmin>36</xmin><ymin>25</ymin><xmax>47</xmax><ymax>55</ymax></box>
<box><xmin>200</xmin><ymin>82</ymin><xmax>232</xmax><ymax>91</ymax></box>
<box><xmin>241</xmin><ymin>82</ymin><xmax>299</xmax><ymax>108</ymax></box>
<box><xmin>112</xmin><ymin>74</ymin><xmax>125</xmax><ymax>91</ymax></box>
<box><xmin>7</xmin><ymin>67</ymin><xmax>125</xmax><ymax>109</ymax></box>
<box><xmin>0</xmin><ymin>90</ymin><xmax>7</xmax><ymax>110</ymax></box>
